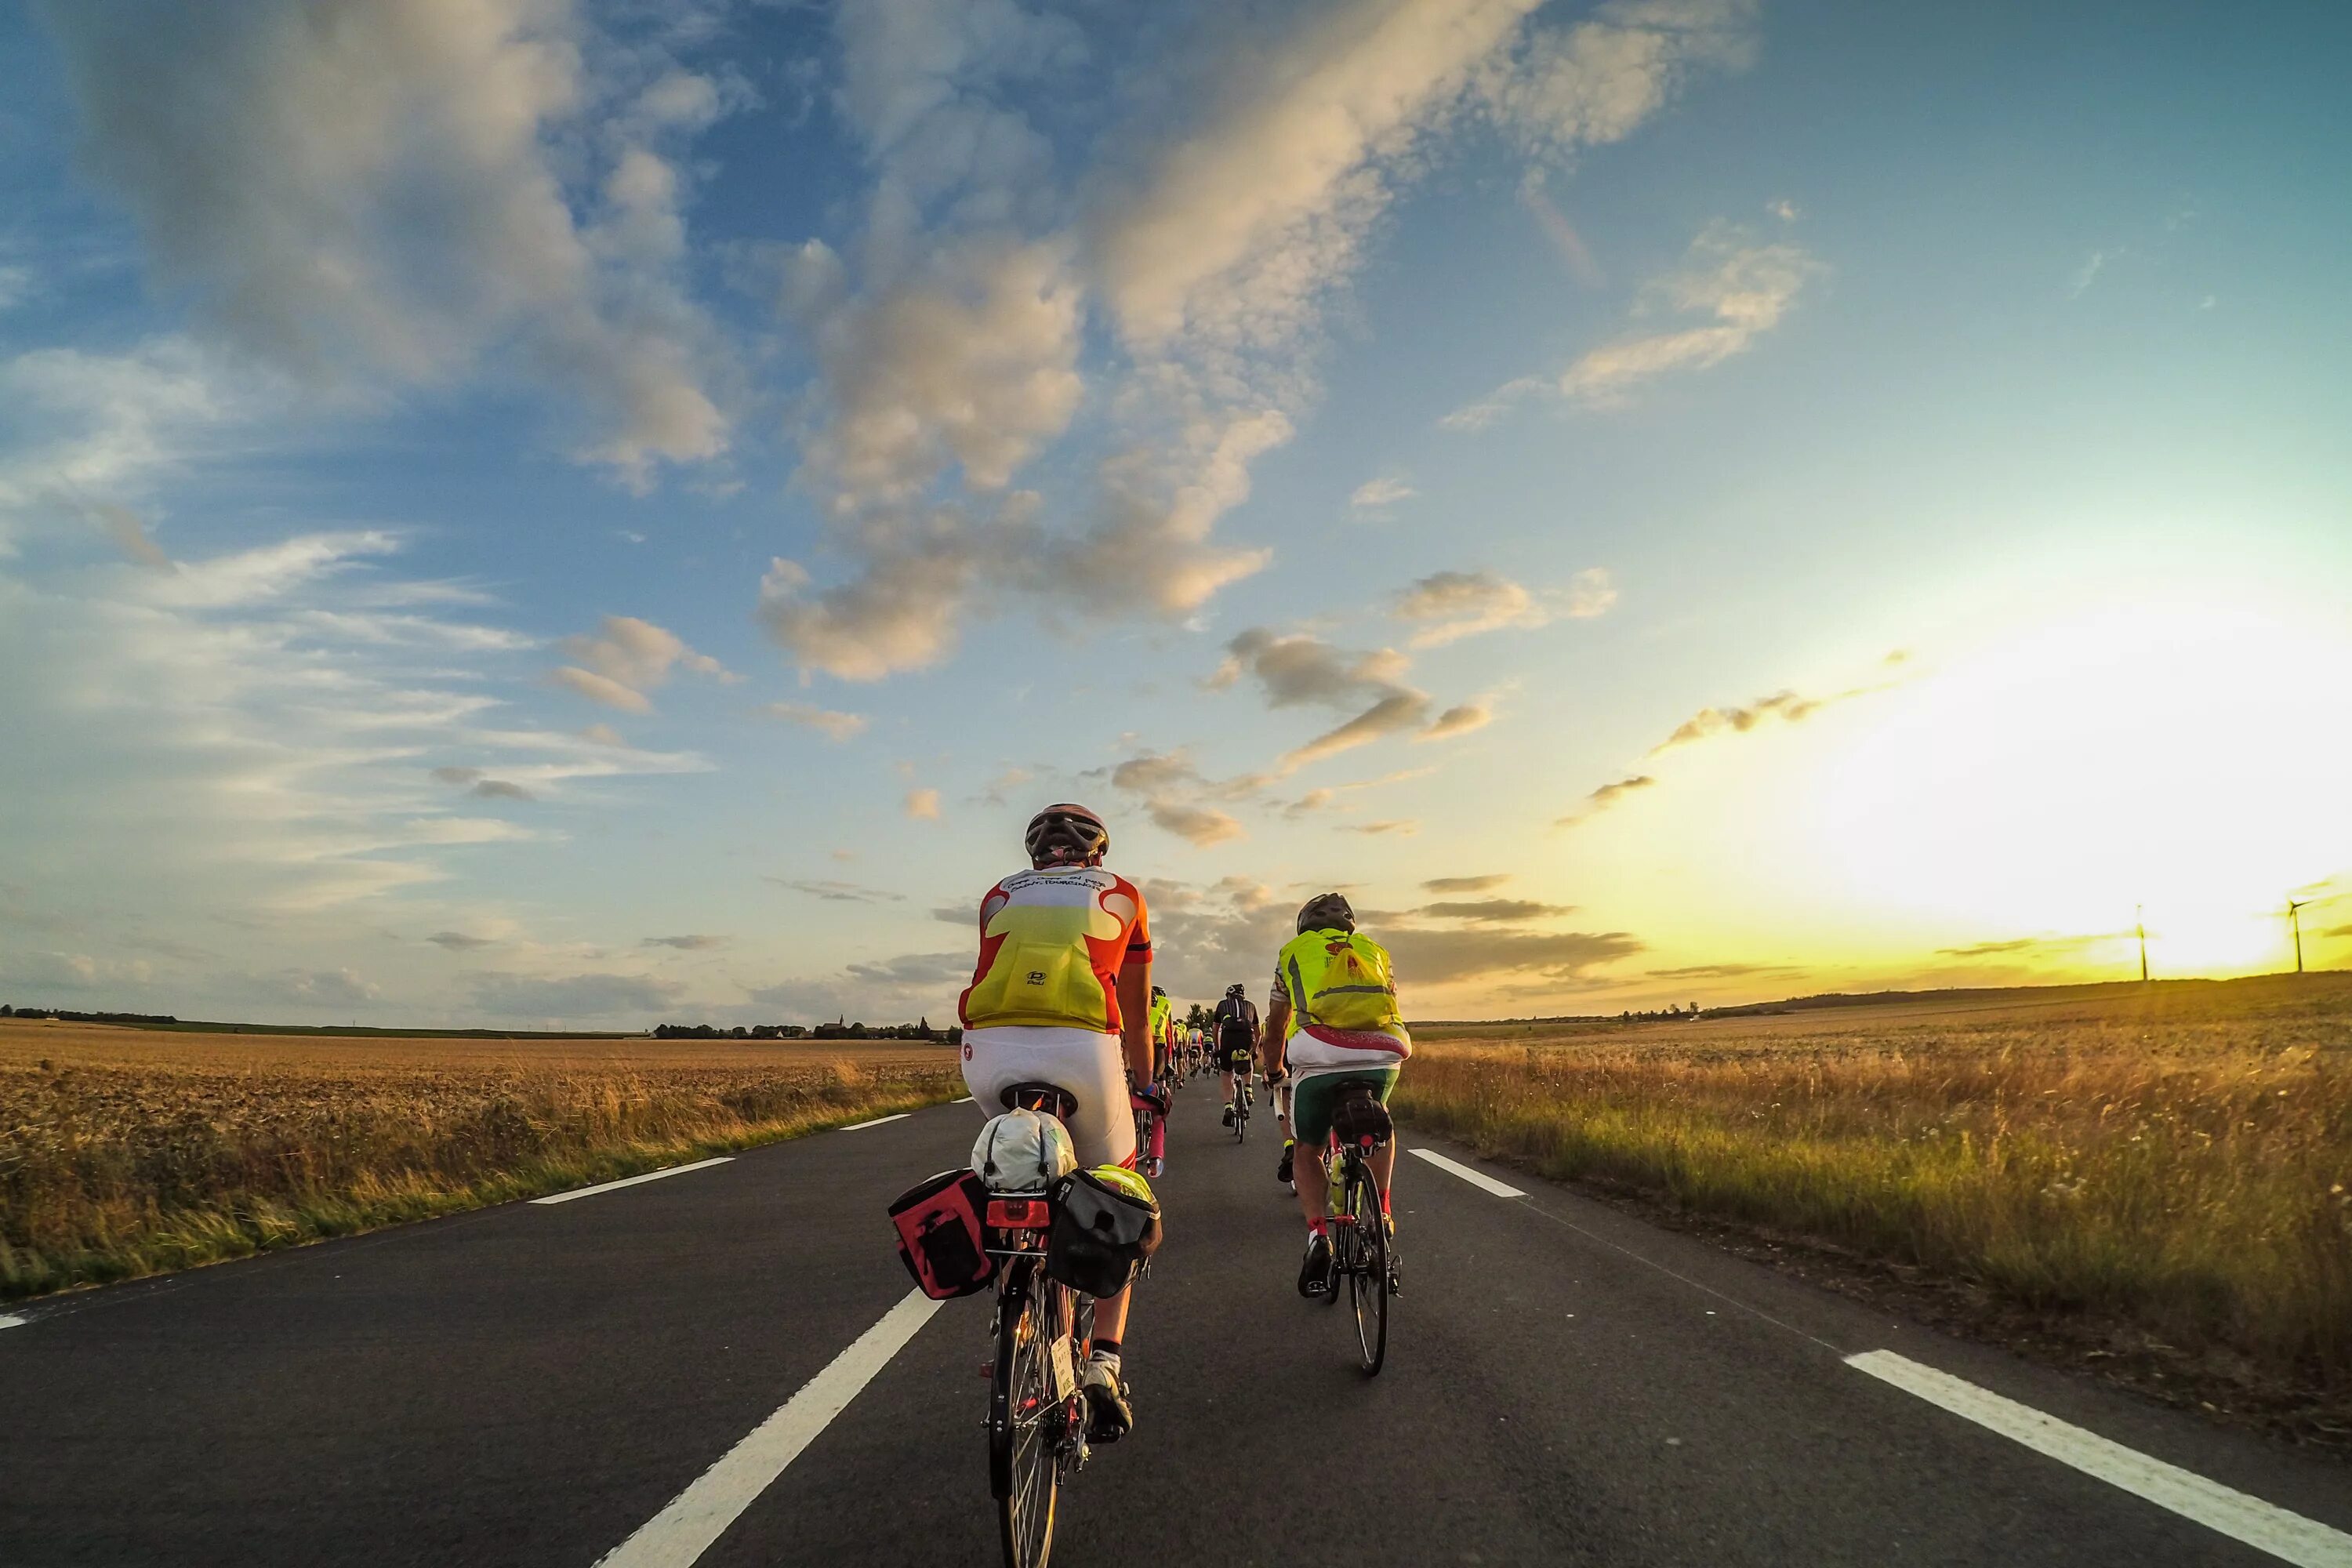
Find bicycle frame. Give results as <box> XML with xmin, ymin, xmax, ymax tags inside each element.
<box><xmin>984</xmin><ymin>1089</ymin><xmax>1097</xmax><ymax>1567</ymax></box>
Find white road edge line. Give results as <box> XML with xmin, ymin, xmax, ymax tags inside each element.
<box><xmin>1409</xmin><ymin>1146</ymin><xmax>1526</xmax><ymax>1199</ymax></box>
<box><xmin>529</xmin><ymin>1156</ymin><xmax>733</xmax><ymax>1207</ymax></box>
<box><xmin>596</xmin><ymin>1290</ymin><xmax>942</xmax><ymax>1568</ymax></box>
<box><xmin>839</xmin><ymin>1112</ymin><xmax>912</xmax><ymax>1131</ymax></box>
<box><xmin>1847</xmin><ymin>1351</ymin><xmax>2352</xmax><ymax>1567</ymax></box>
<box><xmin>950</xmin><ymin>1097</ymin><xmax>975</xmax><ymax>1105</ymax></box>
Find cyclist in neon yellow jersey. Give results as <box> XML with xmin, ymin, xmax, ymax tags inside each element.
<box><xmin>957</xmin><ymin>803</ymin><xmax>1163</xmax><ymax>1439</ymax></box>
<box><xmin>1257</xmin><ymin>892</ymin><xmax>1409</xmax><ymax>1298</ymax></box>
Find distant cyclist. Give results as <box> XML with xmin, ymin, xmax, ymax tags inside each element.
<box><xmin>1258</xmin><ymin>893</ymin><xmax>1410</xmax><ymax>1298</ymax></box>
<box><xmin>1213</xmin><ymin>982</ymin><xmax>1259</xmax><ymax>1128</ymax></box>
<box><xmin>956</xmin><ymin>803</ymin><xmax>1163</xmax><ymax>1439</ymax></box>
<box><xmin>1141</xmin><ymin>984</ymin><xmax>1174</xmax><ymax>1174</ymax></box>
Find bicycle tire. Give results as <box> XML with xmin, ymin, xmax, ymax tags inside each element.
<box><xmin>990</xmin><ymin>1267</ymin><xmax>1060</xmax><ymax>1567</ymax></box>
<box><xmin>1348</xmin><ymin>1160</ymin><xmax>1388</xmax><ymax>1375</ymax></box>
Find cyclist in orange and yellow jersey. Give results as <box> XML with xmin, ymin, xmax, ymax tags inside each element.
<box><xmin>1258</xmin><ymin>892</ymin><xmax>1410</xmax><ymax>1298</ymax></box>
<box><xmin>957</xmin><ymin>803</ymin><xmax>1163</xmax><ymax>1440</ymax></box>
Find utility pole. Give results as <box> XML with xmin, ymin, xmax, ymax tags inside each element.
<box><xmin>2136</xmin><ymin>904</ymin><xmax>2148</xmax><ymax>983</ymax></box>
<box><xmin>2288</xmin><ymin>898</ymin><xmax>2309</xmax><ymax>975</ymax></box>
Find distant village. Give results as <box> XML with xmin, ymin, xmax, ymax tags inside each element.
<box><xmin>652</xmin><ymin>1017</ymin><xmax>953</xmax><ymax>1042</ymax></box>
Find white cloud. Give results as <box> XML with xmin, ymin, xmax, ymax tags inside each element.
<box><xmin>1448</xmin><ymin>217</ymin><xmax>1822</xmax><ymax>426</ymax></box>
<box><xmin>1210</xmin><ymin>627</ymin><xmax>1433</xmax><ymax>771</ymax></box>
<box><xmin>761</xmin><ymin>701</ymin><xmax>869</xmax><ymax>742</ymax></box>
<box><xmin>0</xmin><ymin>530</ymin><xmax>710</xmax><ymax>935</ymax></box>
<box><xmin>1555</xmin><ymin>772</ymin><xmax>1655</xmax><ymax>827</ymax></box>
<box><xmin>1350</xmin><ymin>475</ymin><xmax>1417</xmax><ymax>510</ymax></box>
<box><xmin>550</xmin><ymin>614</ymin><xmax>735</xmax><ymax>713</ymax></box>
<box><xmin>905</xmin><ymin>786</ymin><xmax>942</xmax><ymax>820</ymax></box>
<box><xmin>1091</xmin><ymin>0</ymin><xmax>1539</xmax><ymax>350</ymax></box>
<box><xmin>38</xmin><ymin>0</ymin><xmax>735</xmax><ymax>486</ymax></box>
<box><xmin>1394</xmin><ymin>570</ymin><xmax>1545</xmax><ymax>647</ymax></box>
<box><xmin>1392</xmin><ymin>566</ymin><xmax>1614</xmax><ymax>647</ymax></box>
<box><xmin>761</xmin><ymin>0</ymin><xmax>1748</xmax><ymax>683</ymax></box>
<box><xmin>1472</xmin><ymin>0</ymin><xmax>1759</xmax><ymax>158</ymax></box>
<box><xmin>1565</xmin><ymin>565</ymin><xmax>1617</xmax><ymax>618</ymax></box>
<box><xmin>0</xmin><ymin>336</ymin><xmax>266</xmax><ymax>555</ymax></box>
<box><xmin>1419</xmin><ymin>702</ymin><xmax>1494</xmax><ymax>742</ymax></box>
<box><xmin>549</xmin><ymin>666</ymin><xmax>652</xmax><ymax>714</ymax></box>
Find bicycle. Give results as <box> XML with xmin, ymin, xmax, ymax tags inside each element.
<box><xmin>982</xmin><ymin>1083</ymin><xmax>1098</xmax><ymax>1568</ymax></box>
<box><xmin>1319</xmin><ymin>1084</ymin><xmax>1396</xmax><ymax>1375</ymax></box>
<box><xmin>1226</xmin><ymin>1065</ymin><xmax>1250</xmax><ymax>1142</ymax></box>
<box><xmin>1133</xmin><ymin>1087</ymin><xmax>1164</xmax><ymax>1180</ymax></box>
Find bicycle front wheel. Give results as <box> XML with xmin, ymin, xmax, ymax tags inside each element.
<box><xmin>1347</xmin><ymin>1160</ymin><xmax>1389</xmax><ymax>1375</ymax></box>
<box><xmin>989</xmin><ymin>1269</ymin><xmax>1060</xmax><ymax>1567</ymax></box>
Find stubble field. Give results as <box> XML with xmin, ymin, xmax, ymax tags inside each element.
<box><xmin>0</xmin><ymin>1022</ymin><xmax>960</xmax><ymax>1301</ymax></box>
<box><xmin>1396</xmin><ymin>972</ymin><xmax>2352</xmax><ymax>1446</ymax></box>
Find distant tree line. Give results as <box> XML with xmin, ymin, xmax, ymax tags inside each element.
<box><xmin>653</xmin><ymin>1016</ymin><xmax>956</xmax><ymax>1044</ymax></box>
<box><xmin>2</xmin><ymin>1005</ymin><xmax>180</xmax><ymax>1025</ymax></box>
<box><xmin>1619</xmin><ymin>1003</ymin><xmax>1708</xmax><ymax>1024</ymax></box>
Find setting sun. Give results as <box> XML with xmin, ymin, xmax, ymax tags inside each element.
<box><xmin>1818</xmin><ymin>597</ymin><xmax>2352</xmax><ymax>976</ymax></box>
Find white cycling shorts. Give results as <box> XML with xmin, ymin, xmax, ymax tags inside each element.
<box><xmin>960</xmin><ymin>1025</ymin><xmax>1137</xmax><ymax>1170</ymax></box>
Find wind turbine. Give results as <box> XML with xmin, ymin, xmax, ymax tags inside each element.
<box><xmin>2287</xmin><ymin>898</ymin><xmax>2310</xmax><ymax>975</ymax></box>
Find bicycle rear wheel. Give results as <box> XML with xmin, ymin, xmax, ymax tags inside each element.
<box><xmin>989</xmin><ymin>1269</ymin><xmax>1060</xmax><ymax>1567</ymax></box>
<box><xmin>1347</xmin><ymin>1160</ymin><xmax>1388</xmax><ymax>1375</ymax></box>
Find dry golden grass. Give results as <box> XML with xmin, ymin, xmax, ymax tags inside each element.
<box><xmin>1396</xmin><ymin>974</ymin><xmax>2352</xmax><ymax>1424</ymax></box>
<box><xmin>0</xmin><ymin>1022</ymin><xmax>960</xmax><ymax>1299</ymax></box>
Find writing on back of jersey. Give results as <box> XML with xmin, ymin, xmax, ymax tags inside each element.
<box><xmin>960</xmin><ymin>866</ymin><xmax>1150</xmax><ymax>1033</ymax></box>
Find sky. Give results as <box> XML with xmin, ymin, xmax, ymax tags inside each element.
<box><xmin>3</xmin><ymin>0</ymin><xmax>2349</xmax><ymax>1029</ymax></box>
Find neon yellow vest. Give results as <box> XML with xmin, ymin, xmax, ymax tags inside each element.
<box><xmin>1278</xmin><ymin>927</ymin><xmax>1403</xmax><ymax>1036</ymax></box>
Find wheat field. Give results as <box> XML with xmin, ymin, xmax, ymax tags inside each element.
<box><xmin>0</xmin><ymin>1021</ymin><xmax>960</xmax><ymax>1299</ymax></box>
<box><xmin>1396</xmin><ymin>973</ymin><xmax>2352</xmax><ymax>1438</ymax></box>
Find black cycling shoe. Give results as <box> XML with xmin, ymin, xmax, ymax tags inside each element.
<box><xmin>1276</xmin><ymin>1142</ymin><xmax>1294</xmax><ymax>1185</ymax></box>
<box><xmin>1080</xmin><ymin>1357</ymin><xmax>1134</xmax><ymax>1443</ymax></box>
<box><xmin>1221</xmin><ymin>1105</ymin><xmax>1235</xmax><ymax>1127</ymax></box>
<box><xmin>1297</xmin><ymin>1231</ymin><xmax>1333</xmax><ymax>1298</ymax></box>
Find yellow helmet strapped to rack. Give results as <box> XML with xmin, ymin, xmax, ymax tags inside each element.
<box><xmin>1091</xmin><ymin>1163</ymin><xmax>1156</xmax><ymax>1209</ymax></box>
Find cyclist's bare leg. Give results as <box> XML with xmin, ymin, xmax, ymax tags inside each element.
<box><xmin>1094</xmin><ymin>1283</ymin><xmax>1130</xmax><ymax>1345</ymax></box>
<box><xmin>1294</xmin><ymin>1139</ymin><xmax>1333</xmax><ymax>1229</ymax></box>
<box><xmin>1370</xmin><ymin>1138</ymin><xmax>1396</xmax><ymax>1210</ymax></box>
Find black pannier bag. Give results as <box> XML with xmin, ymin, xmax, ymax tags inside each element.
<box><xmin>1044</xmin><ymin>1167</ymin><xmax>1162</xmax><ymax>1298</ymax></box>
<box><xmin>1329</xmin><ymin>1083</ymin><xmax>1393</xmax><ymax>1149</ymax></box>
<box><xmin>888</xmin><ymin>1167</ymin><xmax>996</xmax><ymax>1300</ymax></box>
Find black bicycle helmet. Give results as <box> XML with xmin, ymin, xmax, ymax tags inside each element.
<box><xmin>1296</xmin><ymin>891</ymin><xmax>1355</xmax><ymax>933</ymax></box>
<box><xmin>1225</xmin><ymin>982</ymin><xmax>1246</xmax><ymax>998</ymax></box>
<box><xmin>1025</xmin><ymin>802</ymin><xmax>1109</xmax><ymax>868</ymax></box>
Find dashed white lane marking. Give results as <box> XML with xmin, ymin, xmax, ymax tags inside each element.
<box><xmin>596</xmin><ymin>1290</ymin><xmax>942</xmax><ymax>1568</ymax></box>
<box><xmin>838</xmin><ymin>1112</ymin><xmax>911</xmax><ymax>1131</ymax></box>
<box><xmin>1409</xmin><ymin>1146</ymin><xmax>1526</xmax><ymax>1199</ymax></box>
<box><xmin>950</xmin><ymin>1097</ymin><xmax>975</xmax><ymax>1105</ymax></box>
<box><xmin>0</xmin><ymin>1314</ymin><xmax>27</xmax><ymax>1330</ymax></box>
<box><xmin>1847</xmin><ymin>1351</ymin><xmax>2352</xmax><ymax>1566</ymax></box>
<box><xmin>529</xmin><ymin>1156</ymin><xmax>733</xmax><ymax>1206</ymax></box>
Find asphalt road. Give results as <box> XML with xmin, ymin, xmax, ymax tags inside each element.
<box><xmin>3</xmin><ymin>1088</ymin><xmax>2348</xmax><ymax>1567</ymax></box>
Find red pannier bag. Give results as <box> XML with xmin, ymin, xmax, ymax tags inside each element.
<box><xmin>888</xmin><ymin>1168</ymin><xmax>996</xmax><ymax>1300</ymax></box>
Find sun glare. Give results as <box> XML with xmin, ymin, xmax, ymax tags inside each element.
<box><xmin>1817</xmin><ymin>598</ymin><xmax>2352</xmax><ymax>977</ymax></box>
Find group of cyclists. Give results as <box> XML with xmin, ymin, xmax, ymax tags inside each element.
<box><xmin>956</xmin><ymin>802</ymin><xmax>1413</xmax><ymax>1446</ymax></box>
